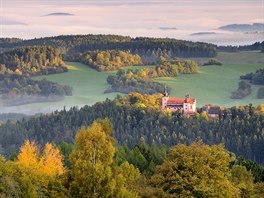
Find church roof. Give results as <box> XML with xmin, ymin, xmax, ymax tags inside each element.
<box><xmin>167</xmin><ymin>98</ymin><xmax>196</xmax><ymax>105</ymax></box>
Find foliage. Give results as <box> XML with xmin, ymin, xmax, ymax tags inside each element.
<box><xmin>114</xmin><ymin>92</ymin><xmax>163</xmax><ymax>111</ymax></box>
<box><xmin>17</xmin><ymin>140</ymin><xmax>65</xmax><ymax>176</ymax></box>
<box><xmin>0</xmin><ymin>113</ymin><xmax>28</xmax><ymax>122</ymax></box>
<box><xmin>0</xmin><ymin>143</ymin><xmax>68</xmax><ymax>198</ymax></box>
<box><xmin>231</xmin><ymin>165</ymin><xmax>254</xmax><ymax>197</ymax></box>
<box><xmin>158</xmin><ymin>57</ymin><xmax>199</xmax><ymax>75</ymax></box>
<box><xmin>0</xmin><ymin>118</ymin><xmax>264</xmax><ymax>197</ymax></box>
<box><xmin>151</xmin><ymin>142</ymin><xmax>240</xmax><ymax>197</ymax></box>
<box><xmin>231</xmin><ymin>81</ymin><xmax>252</xmax><ymax>99</ymax></box>
<box><xmin>240</xmin><ymin>69</ymin><xmax>264</xmax><ymax>85</ymax></box>
<box><xmin>71</xmin><ymin>50</ymin><xmax>142</xmax><ymax>71</ymax></box>
<box><xmin>59</xmin><ymin>142</ymin><xmax>74</xmax><ymax>168</ymax></box>
<box><xmin>69</xmin><ymin>119</ymin><xmax>139</xmax><ymax>198</ymax></box>
<box><xmin>106</xmin><ymin>58</ymin><xmax>198</xmax><ymax>94</ymax></box>
<box><xmin>106</xmin><ymin>69</ymin><xmax>168</xmax><ymax>94</ymax></box>
<box><xmin>0</xmin><ymin>46</ymin><xmax>66</xmax><ymax>75</ymax></box>
<box><xmin>116</xmin><ymin>141</ymin><xmax>167</xmax><ymax>175</ymax></box>
<box><xmin>254</xmin><ymin>182</ymin><xmax>264</xmax><ymax>197</ymax></box>
<box><xmin>0</xmin><ymin>98</ymin><xmax>263</xmax><ymax>165</ymax></box>
<box><xmin>217</xmin><ymin>41</ymin><xmax>264</xmax><ymax>52</ymax></box>
<box><xmin>233</xmin><ymin>156</ymin><xmax>264</xmax><ymax>182</ymax></box>
<box><xmin>257</xmin><ymin>87</ymin><xmax>264</xmax><ymax>99</ymax></box>
<box><xmin>0</xmin><ymin>35</ymin><xmax>217</xmax><ymax>64</ymax></box>
<box><xmin>0</xmin><ymin>74</ymin><xmax>72</xmax><ymax>106</ymax></box>
<box><xmin>203</xmin><ymin>58</ymin><xmax>222</xmax><ymax>66</ymax></box>
<box><xmin>257</xmin><ymin>104</ymin><xmax>264</xmax><ymax>114</ymax></box>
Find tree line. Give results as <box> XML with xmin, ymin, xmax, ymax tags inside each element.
<box><xmin>0</xmin><ymin>74</ymin><xmax>72</xmax><ymax>106</ymax></box>
<box><xmin>240</xmin><ymin>69</ymin><xmax>264</xmax><ymax>99</ymax></box>
<box><xmin>106</xmin><ymin>57</ymin><xmax>198</xmax><ymax>94</ymax></box>
<box><xmin>0</xmin><ymin>46</ymin><xmax>66</xmax><ymax>75</ymax></box>
<box><xmin>67</xmin><ymin>50</ymin><xmax>142</xmax><ymax>71</ymax></box>
<box><xmin>0</xmin><ymin>35</ymin><xmax>217</xmax><ymax>63</ymax></box>
<box><xmin>240</xmin><ymin>69</ymin><xmax>264</xmax><ymax>85</ymax></box>
<box><xmin>0</xmin><ymin>94</ymin><xmax>263</xmax><ymax>165</ymax></box>
<box><xmin>217</xmin><ymin>41</ymin><xmax>264</xmax><ymax>52</ymax></box>
<box><xmin>231</xmin><ymin>81</ymin><xmax>252</xmax><ymax>99</ymax></box>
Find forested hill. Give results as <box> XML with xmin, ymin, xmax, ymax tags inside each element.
<box><xmin>0</xmin><ymin>94</ymin><xmax>263</xmax><ymax>165</ymax></box>
<box><xmin>0</xmin><ymin>35</ymin><xmax>217</xmax><ymax>61</ymax></box>
<box><xmin>217</xmin><ymin>41</ymin><xmax>264</xmax><ymax>52</ymax></box>
<box><xmin>0</xmin><ymin>46</ymin><xmax>66</xmax><ymax>75</ymax></box>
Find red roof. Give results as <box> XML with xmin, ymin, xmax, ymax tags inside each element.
<box><xmin>167</xmin><ymin>98</ymin><xmax>196</xmax><ymax>105</ymax></box>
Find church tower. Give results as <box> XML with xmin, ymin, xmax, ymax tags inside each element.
<box><xmin>162</xmin><ymin>88</ymin><xmax>169</xmax><ymax>110</ymax></box>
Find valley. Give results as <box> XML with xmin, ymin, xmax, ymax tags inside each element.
<box><xmin>1</xmin><ymin>51</ymin><xmax>263</xmax><ymax>114</ymax></box>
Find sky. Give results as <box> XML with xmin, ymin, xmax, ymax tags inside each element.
<box><xmin>0</xmin><ymin>0</ymin><xmax>263</xmax><ymax>45</ymax></box>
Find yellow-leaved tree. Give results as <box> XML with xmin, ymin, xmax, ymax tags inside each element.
<box><xmin>41</xmin><ymin>143</ymin><xmax>65</xmax><ymax>176</ymax></box>
<box><xmin>17</xmin><ymin>140</ymin><xmax>40</xmax><ymax>172</ymax></box>
<box><xmin>17</xmin><ymin>140</ymin><xmax>65</xmax><ymax>177</ymax></box>
<box><xmin>69</xmin><ymin>119</ymin><xmax>139</xmax><ymax>198</ymax></box>
<box><xmin>151</xmin><ymin>141</ymin><xmax>240</xmax><ymax>197</ymax></box>
<box><xmin>15</xmin><ymin>140</ymin><xmax>68</xmax><ymax>197</ymax></box>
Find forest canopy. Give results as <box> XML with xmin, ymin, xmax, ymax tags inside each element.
<box><xmin>69</xmin><ymin>50</ymin><xmax>142</xmax><ymax>71</ymax></box>
<box><xmin>0</xmin><ymin>95</ymin><xmax>263</xmax><ymax>166</ymax></box>
<box><xmin>0</xmin><ymin>46</ymin><xmax>66</xmax><ymax>75</ymax></box>
<box><xmin>106</xmin><ymin>57</ymin><xmax>199</xmax><ymax>94</ymax></box>
<box><xmin>0</xmin><ymin>35</ymin><xmax>217</xmax><ymax>63</ymax></box>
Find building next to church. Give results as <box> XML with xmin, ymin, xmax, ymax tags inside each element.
<box><xmin>162</xmin><ymin>91</ymin><xmax>196</xmax><ymax>114</ymax></box>
<box><xmin>202</xmin><ymin>104</ymin><xmax>221</xmax><ymax>118</ymax></box>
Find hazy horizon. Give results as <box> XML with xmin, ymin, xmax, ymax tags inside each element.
<box><xmin>0</xmin><ymin>0</ymin><xmax>263</xmax><ymax>45</ymax></box>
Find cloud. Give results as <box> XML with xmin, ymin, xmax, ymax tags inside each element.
<box><xmin>42</xmin><ymin>12</ymin><xmax>75</xmax><ymax>17</ymax></box>
<box><xmin>159</xmin><ymin>27</ymin><xmax>177</xmax><ymax>31</ymax></box>
<box><xmin>1</xmin><ymin>18</ymin><xmax>27</xmax><ymax>26</ymax></box>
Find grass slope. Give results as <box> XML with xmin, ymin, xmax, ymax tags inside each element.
<box><xmin>1</xmin><ymin>62</ymin><xmax>118</xmax><ymax>114</ymax></box>
<box><xmin>155</xmin><ymin>63</ymin><xmax>263</xmax><ymax>107</ymax></box>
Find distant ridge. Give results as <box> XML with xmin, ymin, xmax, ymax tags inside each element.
<box><xmin>219</xmin><ymin>23</ymin><xmax>264</xmax><ymax>32</ymax></box>
<box><xmin>190</xmin><ymin>32</ymin><xmax>216</xmax><ymax>36</ymax></box>
<box><xmin>43</xmin><ymin>12</ymin><xmax>74</xmax><ymax>17</ymax></box>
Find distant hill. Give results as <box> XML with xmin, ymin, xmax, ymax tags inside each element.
<box><xmin>217</xmin><ymin>41</ymin><xmax>264</xmax><ymax>52</ymax></box>
<box><xmin>190</xmin><ymin>32</ymin><xmax>217</xmax><ymax>36</ymax></box>
<box><xmin>219</xmin><ymin>23</ymin><xmax>264</xmax><ymax>32</ymax></box>
<box><xmin>0</xmin><ymin>34</ymin><xmax>217</xmax><ymax>64</ymax></box>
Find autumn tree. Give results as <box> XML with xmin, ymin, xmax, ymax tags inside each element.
<box><xmin>17</xmin><ymin>140</ymin><xmax>65</xmax><ymax>177</ymax></box>
<box><xmin>231</xmin><ymin>165</ymin><xmax>254</xmax><ymax>197</ymax></box>
<box><xmin>69</xmin><ymin>119</ymin><xmax>139</xmax><ymax>198</ymax></box>
<box><xmin>41</xmin><ymin>143</ymin><xmax>65</xmax><ymax>176</ymax></box>
<box><xmin>17</xmin><ymin>140</ymin><xmax>40</xmax><ymax>172</ymax></box>
<box><xmin>151</xmin><ymin>141</ymin><xmax>240</xmax><ymax>197</ymax></box>
<box><xmin>0</xmin><ymin>141</ymin><xmax>68</xmax><ymax>198</ymax></box>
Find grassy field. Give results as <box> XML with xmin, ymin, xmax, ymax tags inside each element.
<box><xmin>155</xmin><ymin>63</ymin><xmax>263</xmax><ymax>107</ymax></box>
<box><xmin>2</xmin><ymin>51</ymin><xmax>263</xmax><ymax>114</ymax></box>
<box><xmin>133</xmin><ymin>51</ymin><xmax>264</xmax><ymax>107</ymax></box>
<box><xmin>1</xmin><ymin>62</ymin><xmax>119</xmax><ymax>114</ymax></box>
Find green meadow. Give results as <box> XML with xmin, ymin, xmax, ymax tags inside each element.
<box><xmin>2</xmin><ymin>62</ymin><xmax>118</xmax><ymax>114</ymax></box>
<box><xmin>156</xmin><ymin>51</ymin><xmax>264</xmax><ymax>107</ymax></box>
<box><xmin>155</xmin><ymin>64</ymin><xmax>263</xmax><ymax>107</ymax></box>
<box><xmin>3</xmin><ymin>51</ymin><xmax>263</xmax><ymax>114</ymax></box>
